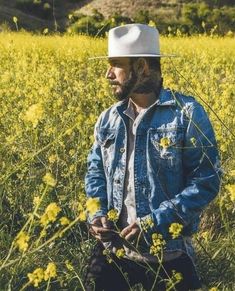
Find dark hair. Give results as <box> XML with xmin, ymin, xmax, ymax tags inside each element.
<box><xmin>128</xmin><ymin>57</ymin><xmax>163</xmax><ymax>95</ymax></box>
<box><xmin>145</xmin><ymin>57</ymin><xmax>161</xmax><ymax>74</ymax></box>
<box><xmin>130</xmin><ymin>57</ymin><xmax>161</xmax><ymax>75</ymax></box>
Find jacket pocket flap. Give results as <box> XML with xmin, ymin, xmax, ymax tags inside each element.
<box><xmin>97</xmin><ymin>128</ymin><xmax>116</xmax><ymax>147</ymax></box>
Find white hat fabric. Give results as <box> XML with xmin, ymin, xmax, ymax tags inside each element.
<box><xmin>91</xmin><ymin>23</ymin><xmax>176</xmax><ymax>59</ymax></box>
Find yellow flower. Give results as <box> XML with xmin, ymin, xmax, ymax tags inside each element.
<box><xmin>48</xmin><ymin>154</ymin><xmax>57</xmax><ymax>164</ymax></box>
<box><xmin>174</xmin><ymin>271</ymin><xmax>183</xmax><ymax>282</ymax></box>
<box><xmin>230</xmin><ymin>170</ymin><xmax>235</xmax><ymax>177</ymax></box>
<box><xmin>65</xmin><ymin>260</ymin><xmax>74</xmax><ymax>271</ymax></box>
<box><xmin>225</xmin><ymin>184</ymin><xmax>235</xmax><ymax>202</ymax></box>
<box><xmin>15</xmin><ymin>231</ymin><xmax>30</xmax><ymax>252</ymax></box>
<box><xmin>200</xmin><ymin>231</ymin><xmax>209</xmax><ymax>242</ymax></box>
<box><xmin>43</xmin><ymin>172</ymin><xmax>56</xmax><ymax>187</ymax></box>
<box><xmin>148</xmin><ymin>20</ymin><xmax>156</xmax><ymax>28</ymax></box>
<box><xmin>40</xmin><ymin>229</ymin><xmax>47</xmax><ymax>237</ymax></box>
<box><xmin>23</xmin><ymin>103</ymin><xmax>44</xmax><ymax>128</ymax></box>
<box><xmin>166</xmin><ymin>270</ymin><xmax>183</xmax><ymax>289</ymax></box>
<box><xmin>107</xmin><ymin>209</ymin><xmax>119</xmax><ymax>222</ymax></box>
<box><xmin>33</xmin><ymin>196</ymin><xmax>40</xmax><ymax>207</ymax></box>
<box><xmin>209</xmin><ymin>288</ymin><xmax>218</xmax><ymax>291</ymax></box>
<box><xmin>86</xmin><ymin>197</ymin><xmax>101</xmax><ymax>215</ymax></box>
<box><xmin>140</xmin><ymin>216</ymin><xmax>154</xmax><ymax>232</ymax></box>
<box><xmin>190</xmin><ymin>137</ymin><xmax>197</xmax><ymax>147</ymax></box>
<box><xmin>150</xmin><ymin>233</ymin><xmax>166</xmax><ymax>256</ymax></box>
<box><xmin>13</xmin><ymin>16</ymin><xmax>18</xmax><ymax>23</ymax></box>
<box><xmin>27</xmin><ymin>267</ymin><xmax>44</xmax><ymax>287</ymax></box>
<box><xmin>169</xmin><ymin>223</ymin><xmax>183</xmax><ymax>239</ymax></box>
<box><xmin>116</xmin><ymin>248</ymin><xmax>125</xmax><ymax>259</ymax></box>
<box><xmin>69</xmin><ymin>149</ymin><xmax>75</xmax><ymax>156</ymax></box>
<box><xmin>60</xmin><ymin>216</ymin><xmax>70</xmax><ymax>226</ymax></box>
<box><xmin>103</xmin><ymin>248</ymin><xmax>112</xmax><ymax>263</ymax></box>
<box><xmin>44</xmin><ymin>262</ymin><xmax>57</xmax><ymax>281</ymax></box>
<box><xmin>78</xmin><ymin>211</ymin><xmax>87</xmax><ymax>221</ymax></box>
<box><xmin>43</xmin><ymin>28</ymin><xmax>49</xmax><ymax>35</ymax></box>
<box><xmin>160</xmin><ymin>137</ymin><xmax>171</xmax><ymax>148</ymax></box>
<box><xmin>40</xmin><ymin>202</ymin><xmax>61</xmax><ymax>226</ymax></box>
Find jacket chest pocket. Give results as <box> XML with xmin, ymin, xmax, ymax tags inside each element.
<box><xmin>148</xmin><ymin>128</ymin><xmax>184</xmax><ymax>170</ymax></box>
<box><xmin>97</xmin><ymin>128</ymin><xmax>116</xmax><ymax>175</ymax></box>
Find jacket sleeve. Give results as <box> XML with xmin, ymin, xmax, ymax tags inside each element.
<box><xmin>139</xmin><ymin>103</ymin><xmax>222</xmax><ymax>242</ymax></box>
<box><xmin>85</xmin><ymin>113</ymin><xmax>108</xmax><ymax>221</ymax></box>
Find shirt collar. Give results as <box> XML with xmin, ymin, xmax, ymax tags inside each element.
<box><xmin>123</xmin><ymin>99</ymin><xmax>136</xmax><ymax>121</ymax></box>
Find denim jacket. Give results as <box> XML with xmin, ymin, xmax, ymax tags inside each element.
<box><xmin>85</xmin><ymin>88</ymin><xmax>221</xmax><ymax>258</ymax></box>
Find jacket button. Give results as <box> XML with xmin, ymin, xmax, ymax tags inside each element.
<box><xmin>120</xmin><ymin>148</ymin><xmax>125</xmax><ymax>153</ymax></box>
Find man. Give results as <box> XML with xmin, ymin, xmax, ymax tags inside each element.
<box><xmin>84</xmin><ymin>24</ymin><xmax>221</xmax><ymax>290</ymax></box>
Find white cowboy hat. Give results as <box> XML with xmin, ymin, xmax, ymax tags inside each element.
<box><xmin>90</xmin><ymin>23</ymin><xmax>176</xmax><ymax>59</ymax></box>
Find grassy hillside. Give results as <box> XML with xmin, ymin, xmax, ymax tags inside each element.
<box><xmin>0</xmin><ymin>0</ymin><xmax>234</xmax><ymax>32</ymax></box>
<box><xmin>77</xmin><ymin>0</ymin><xmax>182</xmax><ymax>19</ymax></box>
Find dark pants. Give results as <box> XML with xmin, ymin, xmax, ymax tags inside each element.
<box><xmin>84</xmin><ymin>243</ymin><xmax>202</xmax><ymax>291</ymax></box>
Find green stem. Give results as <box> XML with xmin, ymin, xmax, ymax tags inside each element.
<box><xmin>0</xmin><ymin>216</ymin><xmax>80</xmax><ymax>271</ymax></box>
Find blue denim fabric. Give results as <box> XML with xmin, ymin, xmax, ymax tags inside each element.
<box><xmin>85</xmin><ymin>88</ymin><xmax>221</xmax><ymax>257</ymax></box>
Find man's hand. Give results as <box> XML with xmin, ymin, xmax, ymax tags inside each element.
<box><xmin>89</xmin><ymin>216</ymin><xmax>114</xmax><ymax>242</ymax></box>
<box><xmin>120</xmin><ymin>222</ymin><xmax>142</xmax><ymax>243</ymax></box>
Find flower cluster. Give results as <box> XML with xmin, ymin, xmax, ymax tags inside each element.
<box><xmin>59</xmin><ymin>216</ymin><xmax>70</xmax><ymax>226</ymax></box>
<box><xmin>27</xmin><ymin>262</ymin><xmax>57</xmax><ymax>287</ymax></box>
<box><xmin>160</xmin><ymin>137</ymin><xmax>171</xmax><ymax>148</ymax></box>
<box><xmin>166</xmin><ymin>270</ymin><xmax>183</xmax><ymax>290</ymax></box>
<box><xmin>44</xmin><ymin>262</ymin><xmax>57</xmax><ymax>281</ymax></box>
<box><xmin>115</xmin><ymin>248</ymin><xmax>125</xmax><ymax>259</ymax></box>
<box><xmin>190</xmin><ymin>137</ymin><xmax>197</xmax><ymax>147</ymax></box>
<box><xmin>15</xmin><ymin>231</ymin><xmax>30</xmax><ymax>252</ymax></box>
<box><xmin>40</xmin><ymin>202</ymin><xmax>61</xmax><ymax>226</ymax></box>
<box><xmin>27</xmin><ymin>267</ymin><xmax>44</xmax><ymax>287</ymax></box>
<box><xmin>86</xmin><ymin>197</ymin><xmax>101</xmax><ymax>216</ymax></box>
<box><xmin>65</xmin><ymin>260</ymin><xmax>74</xmax><ymax>271</ymax></box>
<box><xmin>43</xmin><ymin>172</ymin><xmax>56</xmax><ymax>187</ymax></box>
<box><xmin>169</xmin><ymin>223</ymin><xmax>183</xmax><ymax>239</ymax></box>
<box><xmin>107</xmin><ymin>209</ymin><xmax>119</xmax><ymax>222</ymax></box>
<box><xmin>225</xmin><ymin>184</ymin><xmax>235</xmax><ymax>202</ymax></box>
<box><xmin>150</xmin><ymin>233</ymin><xmax>166</xmax><ymax>256</ymax></box>
<box><xmin>78</xmin><ymin>211</ymin><xmax>87</xmax><ymax>221</ymax></box>
<box><xmin>103</xmin><ymin>248</ymin><xmax>113</xmax><ymax>263</ymax></box>
<box><xmin>140</xmin><ymin>216</ymin><xmax>154</xmax><ymax>232</ymax></box>
<box><xmin>23</xmin><ymin>103</ymin><xmax>44</xmax><ymax>128</ymax></box>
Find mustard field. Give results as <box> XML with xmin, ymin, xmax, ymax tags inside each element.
<box><xmin>0</xmin><ymin>33</ymin><xmax>234</xmax><ymax>290</ymax></box>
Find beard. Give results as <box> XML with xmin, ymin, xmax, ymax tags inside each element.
<box><xmin>110</xmin><ymin>70</ymin><xmax>162</xmax><ymax>101</ymax></box>
<box><xmin>110</xmin><ymin>71</ymin><xmax>137</xmax><ymax>101</ymax></box>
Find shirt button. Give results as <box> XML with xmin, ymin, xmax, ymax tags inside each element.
<box><xmin>120</xmin><ymin>148</ymin><xmax>125</xmax><ymax>153</ymax></box>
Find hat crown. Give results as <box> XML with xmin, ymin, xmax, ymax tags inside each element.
<box><xmin>108</xmin><ymin>23</ymin><xmax>160</xmax><ymax>58</ymax></box>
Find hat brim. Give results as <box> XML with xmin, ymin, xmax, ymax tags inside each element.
<box><xmin>89</xmin><ymin>54</ymin><xmax>178</xmax><ymax>60</ymax></box>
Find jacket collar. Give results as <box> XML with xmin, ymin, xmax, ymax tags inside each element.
<box><xmin>156</xmin><ymin>88</ymin><xmax>177</xmax><ymax>106</ymax></box>
<box><xmin>115</xmin><ymin>88</ymin><xmax>177</xmax><ymax>114</ymax></box>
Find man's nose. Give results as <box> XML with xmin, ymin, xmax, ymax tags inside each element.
<box><xmin>105</xmin><ymin>67</ymin><xmax>115</xmax><ymax>79</ymax></box>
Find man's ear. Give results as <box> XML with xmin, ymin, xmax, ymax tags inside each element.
<box><xmin>133</xmin><ymin>58</ymin><xmax>150</xmax><ymax>77</ymax></box>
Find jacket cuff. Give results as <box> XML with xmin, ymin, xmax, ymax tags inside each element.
<box><xmin>87</xmin><ymin>209</ymin><xmax>107</xmax><ymax>223</ymax></box>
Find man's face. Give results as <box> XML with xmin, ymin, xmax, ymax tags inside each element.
<box><xmin>105</xmin><ymin>57</ymin><xmax>136</xmax><ymax>101</ymax></box>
